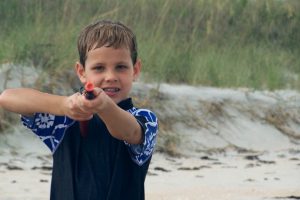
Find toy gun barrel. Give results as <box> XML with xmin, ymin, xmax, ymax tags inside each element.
<box><xmin>84</xmin><ymin>82</ymin><xmax>95</xmax><ymax>100</ymax></box>
<box><xmin>79</xmin><ymin>82</ymin><xmax>95</xmax><ymax>137</ymax></box>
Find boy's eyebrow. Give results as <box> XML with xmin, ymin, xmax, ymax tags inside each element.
<box><xmin>91</xmin><ymin>62</ymin><xmax>105</xmax><ymax>66</ymax></box>
<box><xmin>90</xmin><ymin>61</ymin><xmax>130</xmax><ymax>66</ymax></box>
<box><xmin>115</xmin><ymin>61</ymin><xmax>130</xmax><ymax>65</ymax></box>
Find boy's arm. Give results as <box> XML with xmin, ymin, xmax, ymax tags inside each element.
<box><xmin>0</xmin><ymin>88</ymin><xmax>65</xmax><ymax>116</ymax></box>
<box><xmin>98</xmin><ymin>100</ymin><xmax>143</xmax><ymax>145</ymax></box>
<box><xmin>79</xmin><ymin>88</ymin><xmax>144</xmax><ymax>144</ymax></box>
<box><xmin>0</xmin><ymin>88</ymin><xmax>92</xmax><ymax>121</ymax></box>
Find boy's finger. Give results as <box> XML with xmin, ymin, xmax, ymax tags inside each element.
<box><xmin>92</xmin><ymin>88</ymin><xmax>103</xmax><ymax>97</ymax></box>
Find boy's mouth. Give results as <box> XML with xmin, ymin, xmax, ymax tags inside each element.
<box><xmin>103</xmin><ymin>87</ymin><xmax>120</xmax><ymax>96</ymax></box>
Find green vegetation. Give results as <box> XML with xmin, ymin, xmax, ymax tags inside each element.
<box><xmin>0</xmin><ymin>0</ymin><xmax>299</xmax><ymax>90</ymax></box>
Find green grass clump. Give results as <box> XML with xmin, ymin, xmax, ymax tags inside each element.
<box><xmin>0</xmin><ymin>0</ymin><xmax>299</xmax><ymax>90</ymax></box>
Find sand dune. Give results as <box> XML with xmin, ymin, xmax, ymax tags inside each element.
<box><xmin>1</xmin><ymin>65</ymin><xmax>300</xmax><ymax>199</ymax></box>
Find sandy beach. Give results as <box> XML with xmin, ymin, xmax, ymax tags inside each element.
<box><xmin>147</xmin><ymin>152</ymin><xmax>300</xmax><ymax>200</ymax></box>
<box><xmin>1</xmin><ymin>77</ymin><xmax>300</xmax><ymax>200</ymax></box>
<box><xmin>0</xmin><ymin>129</ymin><xmax>299</xmax><ymax>200</ymax></box>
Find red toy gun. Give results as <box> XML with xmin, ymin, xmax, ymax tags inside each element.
<box><xmin>79</xmin><ymin>82</ymin><xmax>95</xmax><ymax>137</ymax></box>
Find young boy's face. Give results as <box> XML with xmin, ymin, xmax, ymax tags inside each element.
<box><xmin>76</xmin><ymin>46</ymin><xmax>141</xmax><ymax>104</ymax></box>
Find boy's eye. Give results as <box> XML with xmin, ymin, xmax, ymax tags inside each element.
<box><xmin>93</xmin><ymin>66</ymin><xmax>105</xmax><ymax>72</ymax></box>
<box><xmin>116</xmin><ymin>65</ymin><xmax>128</xmax><ymax>70</ymax></box>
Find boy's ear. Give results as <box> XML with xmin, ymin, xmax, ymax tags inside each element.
<box><xmin>75</xmin><ymin>62</ymin><xmax>87</xmax><ymax>83</ymax></box>
<box><xmin>133</xmin><ymin>59</ymin><xmax>142</xmax><ymax>81</ymax></box>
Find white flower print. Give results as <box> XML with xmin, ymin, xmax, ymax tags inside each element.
<box><xmin>35</xmin><ymin>113</ymin><xmax>55</xmax><ymax>129</ymax></box>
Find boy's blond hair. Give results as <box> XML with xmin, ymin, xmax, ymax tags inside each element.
<box><xmin>77</xmin><ymin>20</ymin><xmax>138</xmax><ymax>66</ymax></box>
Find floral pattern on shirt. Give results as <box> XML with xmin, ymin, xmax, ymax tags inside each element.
<box><xmin>21</xmin><ymin>114</ymin><xmax>75</xmax><ymax>152</ymax></box>
<box><xmin>21</xmin><ymin>107</ymin><xmax>158</xmax><ymax>166</ymax></box>
<box><xmin>126</xmin><ymin>108</ymin><xmax>158</xmax><ymax>166</ymax></box>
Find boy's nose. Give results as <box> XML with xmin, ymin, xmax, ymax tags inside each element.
<box><xmin>105</xmin><ymin>71</ymin><xmax>118</xmax><ymax>82</ymax></box>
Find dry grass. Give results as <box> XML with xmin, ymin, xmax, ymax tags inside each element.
<box><xmin>265</xmin><ymin>107</ymin><xmax>300</xmax><ymax>140</ymax></box>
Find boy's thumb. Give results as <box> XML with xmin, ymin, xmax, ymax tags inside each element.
<box><xmin>92</xmin><ymin>88</ymin><xmax>103</xmax><ymax>97</ymax></box>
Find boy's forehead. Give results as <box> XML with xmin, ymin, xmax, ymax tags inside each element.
<box><xmin>86</xmin><ymin>46</ymin><xmax>131</xmax><ymax>59</ymax></box>
<box><xmin>85</xmin><ymin>47</ymin><xmax>133</xmax><ymax>66</ymax></box>
<box><xmin>89</xmin><ymin>42</ymin><xmax>130</xmax><ymax>52</ymax></box>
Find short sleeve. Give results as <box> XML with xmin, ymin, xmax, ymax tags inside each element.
<box><xmin>125</xmin><ymin>108</ymin><xmax>158</xmax><ymax>166</ymax></box>
<box><xmin>21</xmin><ymin>113</ymin><xmax>75</xmax><ymax>153</ymax></box>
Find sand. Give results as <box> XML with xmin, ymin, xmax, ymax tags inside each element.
<box><xmin>0</xmin><ymin>136</ymin><xmax>299</xmax><ymax>200</ymax></box>
<box><xmin>0</xmin><ymin>152</ymin><xmax>299</xmax><ymax>200</ymax></box>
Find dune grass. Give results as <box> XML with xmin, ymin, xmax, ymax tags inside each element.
<box><xmin>0</xmin><ymin>0</ymin><xmax>299</xmax><ymax>90</ymax></box>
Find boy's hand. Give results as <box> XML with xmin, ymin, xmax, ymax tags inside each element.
<box><xmin>63</xmin><ymin>88</ymin><xmax>108</xmax><ymax>121</ymax></box>
<box><xmin>80</xmin><ymin>87</ymin><xmax>109</xmax><ymax>114</ymax></box>
<box><xmin>63</xmin><ymin>93</ymin><xmax>94</xmax><ymax>121</ymax></box>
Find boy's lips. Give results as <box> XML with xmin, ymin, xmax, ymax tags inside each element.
<box><xmin>102</xmin><ymin>87</ymin><xmax>120</xmax><ymax>96</ymax></box>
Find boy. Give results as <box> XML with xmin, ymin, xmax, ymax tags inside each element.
<box><xmin>0</xmin><ymin>20</ymin><xmax>158</xmax><ymax>200</ymax></box>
